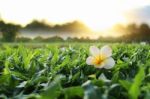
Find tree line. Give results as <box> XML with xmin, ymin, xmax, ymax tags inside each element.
<box><xmin>112</xmin><ymin>23</ymin><xmax>150</xmax><ymax>42</ymax></box>
<box><xmin>0</xmin><ymin>20</ymin><xmax>150</xmax><ymax>42</ymax></box>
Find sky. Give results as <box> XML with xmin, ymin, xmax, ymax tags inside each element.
<box><xmin>0</xmin><ymin>0</ymin><xmax>150</xmax><ymax>31</ymax></box>
<box><xmin>125</xmin><ymin>5</ymin><xmax>150</xmax><ymax>24</ymax></box>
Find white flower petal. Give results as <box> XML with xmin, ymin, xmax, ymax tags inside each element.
<box><xmin>89</xmin><ymin>46</ymin><xmax>100</xmax><ymax>56</ymax></box>
<box><xmin>100</xmin><ymin>45</ymin><xmax>112</xmax><ymax>58</ymax></box>
<box><xmin>95</xmin><ymin>62</ymin><xmax>105</xmax><ymax>68</ymax></box>
<box><xmin>103</xmin><ymin>57</ymin><xmax>115</xmax><ymax>69</ymax></box>
<box><xmin>86</xmin><ymin>56</ymin><xmax>94</xmax><ymax>65</ymax></box>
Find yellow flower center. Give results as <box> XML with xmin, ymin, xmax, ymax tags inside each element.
<box><xmin>92</xmin><ymin>54</ymin><xmax>105</xmax><ymax>65</ymax></box>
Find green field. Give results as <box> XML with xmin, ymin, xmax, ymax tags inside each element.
<box><xmin>0</xmin><ymin>43</ymin><xmax>150</xmax><ymax>99</ymax></box>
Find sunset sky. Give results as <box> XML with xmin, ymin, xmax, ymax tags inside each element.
<box><xmin>0</xmin><ymin>0</ymin><xmax>150</xmax><ymax>31</ymax></box>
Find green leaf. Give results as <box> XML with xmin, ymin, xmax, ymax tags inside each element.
<box><xmin>40</xmin><ymin>75</ymin><xmax>65</xmax><ymax>99</ymax></box>
<box><xmin>63</xmin><ymin>86</ymin><xmax>84</xmax><ymax>99</ymax></box>
<box><xmin>119</xmin><ymin>80</ymin><xmax>132</xmax><ymax>91</ymax></box>
<box><xmin>82</xmin><ymin>80</ymin><xmax>102</xmax><ymax>99</ymax></box>
<box><xmin>129</xmin><ymin>67</ymin><xmax>145</xmax><ymax>99</ymax></box>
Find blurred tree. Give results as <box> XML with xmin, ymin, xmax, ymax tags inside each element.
<box><xmin>0</xmin><ymin>21</ymin><xmax>21</xmax><ymax>42</ymax></box>
<box><xmin>139</xmin><ymin>23</ymin><xmax>150</xmax><ymax>35</ymax></box>
<box><xmin>126</xmin><ymin>24</ymin><xmax>138</xmax><ymax>34</ymax></box>
<box><xmin>44</xmin><ymin>36</ymin><xmax>63</xmax><ymax>42</ymax></box>
<box><xmin>51</xmin><ymin>21</ymin><xmax>91</xmax><ymax>32</ymax></box>
<box><xmin>125</xmin><ymin>24</ymin><xmax>139</xmax><ymax>41</ymax></box>
<box><xmin>33</xmin><ymin>36</ymin><xmax>44</xmax><ymax>42</ymax></box>
<box><xmin>112</xmin><ymin>24</ymin><xmax>126</xmax><ymax>36</ymax></box>
<box><xmin>16</xmin><ymin>37</ymin><xmax>31</xmax><ymax>42</ymax></box>
<box><xmin>24</xmin><ymin>20</ymin><xmax>52</xmax><ymax>30</ymax></box>
<box><xmin>139</xmin><ymin>23</ymin><xmax>150</xmax><ymax>41</ymax></box>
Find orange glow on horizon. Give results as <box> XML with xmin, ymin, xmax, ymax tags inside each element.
<box><xmin>0</xmin><ymin>0</ymin><xmax>150</xmax><ymax>37</ymax></box>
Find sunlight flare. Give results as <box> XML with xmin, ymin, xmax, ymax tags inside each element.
<box><xmin>0</xmin><ymin>0</ymin><xmax>149</xmax><ymax>31</ymax></box>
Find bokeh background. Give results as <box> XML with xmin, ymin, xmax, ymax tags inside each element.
<box><xmin>0</xmin><ymin>0</ymin><xmax>150</xmax><ymax>43</ymax></box>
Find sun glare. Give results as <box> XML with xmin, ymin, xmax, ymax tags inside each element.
<box><xmin>0</xmin><ymin>0</ymin><xmax>149</xmax><ymax>32</ymax></box>
<box><xmin>83</xmin><ymin>13</ymin><xmax>126</xmax><ymax>31</ymax></box>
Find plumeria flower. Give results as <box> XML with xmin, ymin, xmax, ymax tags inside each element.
<box><xmin>86</xmin><ymin>45</ymin><xmax>115</xmax><ymax>69</ymax></box>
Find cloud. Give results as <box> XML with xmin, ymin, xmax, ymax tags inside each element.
<box><xmin>125</xmin><ymin>6</ymin><xmax>150</xmax><ymax>24</ymax></box>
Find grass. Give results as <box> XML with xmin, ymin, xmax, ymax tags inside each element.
<box><xmin>0</xmin><ymin>43</ymin><xmax>150</xmax><ymax>99</ymax></box>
